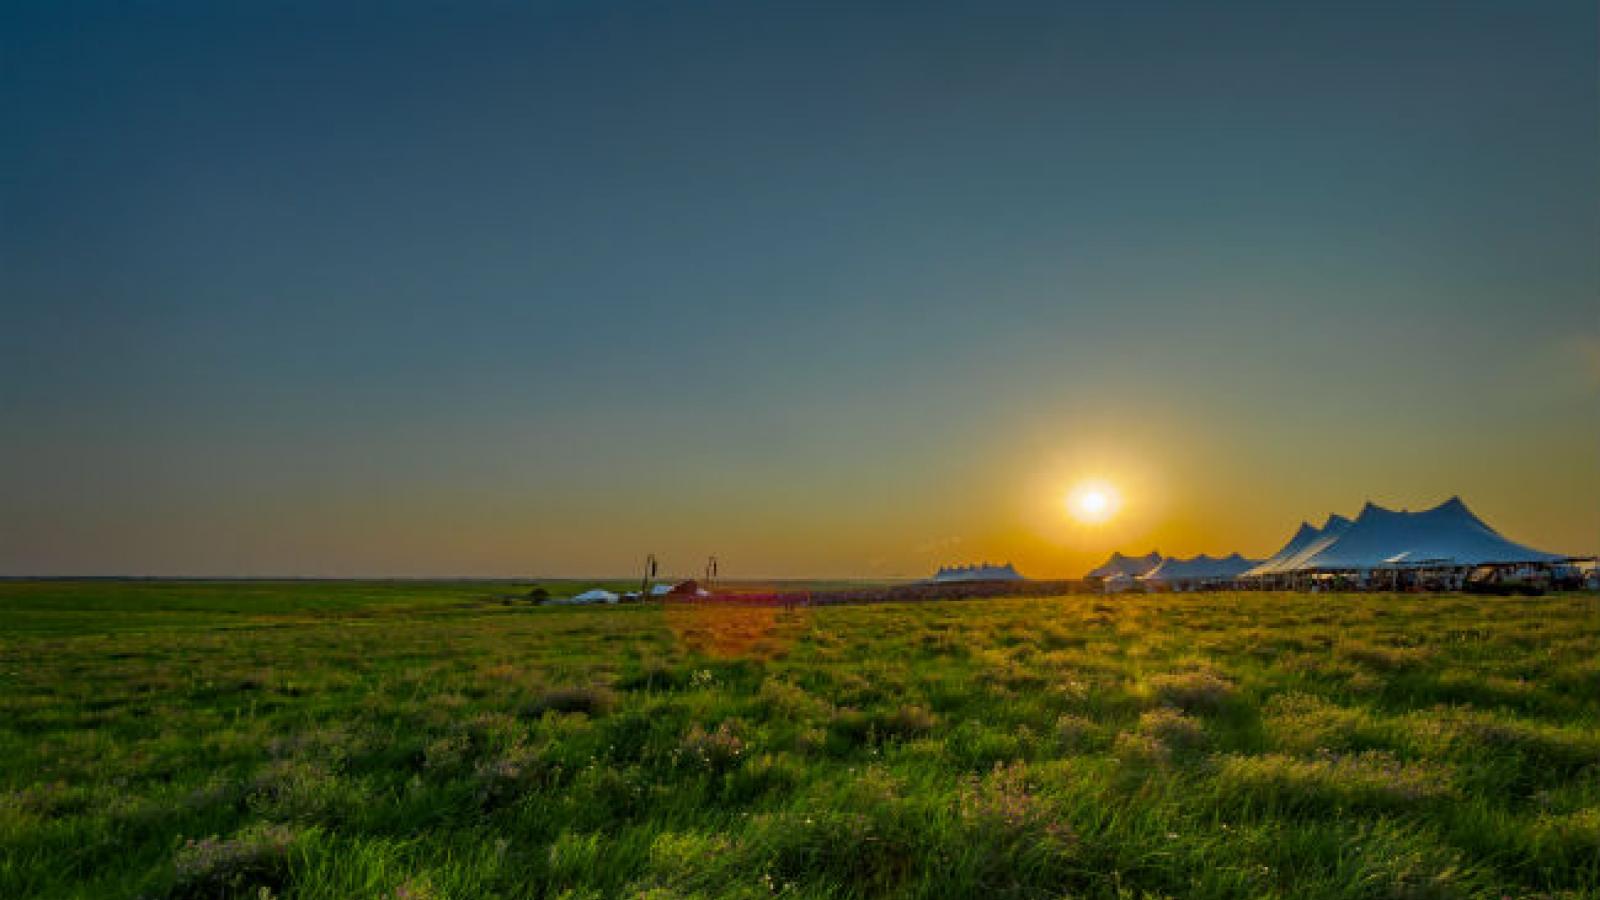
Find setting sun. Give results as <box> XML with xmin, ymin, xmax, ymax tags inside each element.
<box><xmin>1067</xmin><ymin>480</ymin><xmax>1121</xmax><ymax>524</ymax></box>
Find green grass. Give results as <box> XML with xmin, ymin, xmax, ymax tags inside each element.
<box><xmin>2</xmin><ymin>583</ymin><xmax>1597</xmax><ymax>899</ymax></box>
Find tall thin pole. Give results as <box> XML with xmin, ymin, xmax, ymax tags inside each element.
<box><xmin>640</xmin><ymin>553</ymin><xmax>657</xmax><ymax>600</ymax></box>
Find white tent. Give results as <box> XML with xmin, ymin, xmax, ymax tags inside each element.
<box><xmin>1102</xmin><ymin>572</ymin><xmax>1138</xmax><ymax>593</ymax></box>
<box><xmin>1290</xmin><ymin>497</ymin><xmax>1559</xmax><ymax>571</ymax></box>
<box><xmin>1244</xmin><ymin>497</ymin><xmax>1561</xmax><ymax>579</ymax></box>
<box><xmin>1242</xmin><ymin>514</ymin><xmax>1352</xmax><ymax>577</ymax></box>
<box><xmin>1086</xmin><ymin>551</ymin><xmax>1163</xmax><ymax>579</ymax></box>
<box><xmin>1140</xmin><ymin>553</ymin><xmax>1258</xmax><ymax>588</ymax></box>
<box><xmin>549</xmin><ymin>589</ymin><xmax>619</xmax><ymax>605</ymax></box>
<box><xmin>932</xmin><ymin>562</ymin><xmax>1024</xmax><ymax>583</ymax></box>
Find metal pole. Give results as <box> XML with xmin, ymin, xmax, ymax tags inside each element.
<box><xmin>641</xmin><ymin>553</ymin><xmax>656</xmax><ymax>600</ymax></box>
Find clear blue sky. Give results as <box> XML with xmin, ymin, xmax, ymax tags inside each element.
<box><xmin>3</xmin><ymin>1</ymin><xmax>1595</xmax><ymax>577</ymax></box>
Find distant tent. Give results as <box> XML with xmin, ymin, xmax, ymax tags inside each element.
<box><xmin>1140</xmin><ymin>553</ymin><xmax>1258</xmax><ymax>588</ymax></box>
<box><xmin>1102</xmin><ymin>572</ymin><xmax>1138</xmax><ymax>593</ymax></box>
<box><xmin>1086</xmin><ymin>551</ymin><xmax>1163</xmax><ymax>579</ymax></box>
<box><xmin>931</xmin><ymin>562</ymin><xmax>1024</xmax><ymax>583</ymax></box>
<box><xmin>1244</xmin><ymin>497</ymin><xmax>1562</xmax><ymax>578</ymax></box>
<box><xmin>550</xmin><ymin>589</ymin><xmax>619</xmax><ymax>605</ymax></box>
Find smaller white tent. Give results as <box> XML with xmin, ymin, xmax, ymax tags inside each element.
<box><xmin>1086</xmin><ymin>551</ymin><xmax>1163</xmax><ymax>579</ymax></box>
<box><xmin>932</xmin><ymin>562</ymin><xmax>1024</xmax><ymax>583</ymax></box>
<box><xmin>1102</xmin><ymin>572</ymin><xmax>1138</xmax><ymax>594</ymax></box>
<box><xmin>1140</xmin><ymin>553</ymin><xmax>1259</xmax><ymax>589</ymax></box>
<box><xmin>549</xmin><ymin>589</ymin><xmax>619</xmax><ymax>605</ymax></box>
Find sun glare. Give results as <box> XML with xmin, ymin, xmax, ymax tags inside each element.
<box><xmin>1067</xmin><ymin>480</ymin><xmax>1121</xmax><ymax>524</ymax></box>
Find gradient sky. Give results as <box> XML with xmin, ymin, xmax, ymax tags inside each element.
<box><xmin>3</xmin><ymin>1</ymin><xmax>1596</xmax><ymax>578</ymax></box>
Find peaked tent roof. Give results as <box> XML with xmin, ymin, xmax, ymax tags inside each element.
<box><xmin>1141</xmin><ymin>553</ymin><xmax>1259</xmax><ymax>583</ymax></box>
<box><xmin>1245</xmin><ymin>498</ymin><xmax>1561</xmax><ymax>575</ymax></box>
<box><xmin>1244</xmin><ymin>513</ymin><xmax>1354</xmax><ymax>577</ymax></box>
<box><xmin>1242</xmin><ymin>521</ymin><xmax>1322</xmax><ymax>578</ymax></box>
<box><xmin>1275</xmin><ymin>514</ymin><xmax>1355</xmax><ymax>573</ymax></box>
<box><xmin>1087</xmin><ymin>551</ymin><xmax>1163</xmax><ymax>579</ymax></box>
<box><xmin>1288</xmin><ymin>497</ymin><xmax>1561</xmax><ymax>570</ymax></box>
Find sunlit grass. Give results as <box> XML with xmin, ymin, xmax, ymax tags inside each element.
<box><xmin>0</xmin><ymin>583</ymin><xmax>1596</xmax><ymax>898</ymax></box>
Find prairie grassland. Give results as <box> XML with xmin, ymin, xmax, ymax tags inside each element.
<box><xmin>1</xmin><ymin>582</ymin><xmax>1597</xmax><ymax>899</ymax></box>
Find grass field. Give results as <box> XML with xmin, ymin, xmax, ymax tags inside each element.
<box><xmin>2</xmin><ymin>582</ymin><xmax>1597</xmax><ymax>899</ymax></box>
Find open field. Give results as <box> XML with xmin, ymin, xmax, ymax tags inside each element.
<box><xmin>2</xmin><ymin>582</ymin><xmax>1597</xmax><ymax>899</ymax></box>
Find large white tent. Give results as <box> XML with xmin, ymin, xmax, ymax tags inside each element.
<box><xmin>1242</xmin><ymin>497</ymin><xmax>1561</xmax><ymax>581</ymax></box>
<box><xmin>1242</xmin><ymin>514</ymin><xmax>1353</xmax><ymax>578</ymax></box>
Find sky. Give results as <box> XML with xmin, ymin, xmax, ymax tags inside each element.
<box><xmin>3</xmin><ymin>0</ymin><xmax>1596</xmax><ymax>578</ymax></box>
